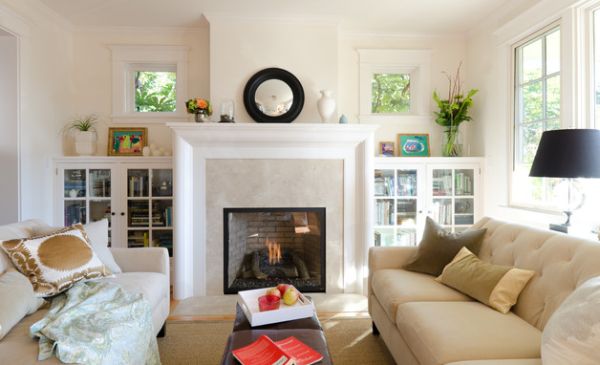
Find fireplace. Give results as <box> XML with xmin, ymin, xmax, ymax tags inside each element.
<box><xmin>223</xmin><ymin>207</ymin><xmax>326</xmax><ymax>294</ymax></box>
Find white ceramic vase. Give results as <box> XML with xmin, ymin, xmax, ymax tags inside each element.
<box><xmin>317</xmin><ymin>90</ymin><xmax>336</xmax><ymax>123</ymax></box>
<box><xmin>74</xmin><ymin>130</ymin><xmax>97</xmax><ymax>156</ymax></box>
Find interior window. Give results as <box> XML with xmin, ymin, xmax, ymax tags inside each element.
<box><xmin>371</xmin><ymin>73</ymin><xmax>411</xmax><ymax>113</ymax></box>
<box><xmin>134</xmin><ymin>70</ymin><xmax>177</xmax><ymax>113</ymax></box>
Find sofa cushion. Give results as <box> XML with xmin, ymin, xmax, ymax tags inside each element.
<box><xmin>0</xmin><ymin>219</ymin><xmax>50</xmax><ymax>274</ymax></box>
<box><xmin>446</xmin><ymin>360</ymin><xmax>541</xmax><ymax>365</ymax></box>
<box><xmin>101</xmin><ymin>272</ymin><xmax>168</xmax><ymax>309</ymax></box>
<box><xmin>437</xmin><ymin>247</ymin><xmax>535</xmax><ymax>313</ymax></box>
<box><xmin>0</xmin><ymin>270</ymin><xmax>45</xmax><ymax>339</ymax></box>
<box><xmin>395</xmin><ymin>301</ymin><xmax>541</xmax><ymax>365</ymax></box>
<box><xmin>404</xmin><ymin>217</ymin><xmax>487</xmax><ymax>276</ymax></box>
<box><xmin>1</xmin><ymin>224</ymin><xmax>111</xmax><ymax>297</ymax></box>
<box><xmin>371</xmin><ymin>269</ymin><xmax>471</xmax><ymax>320</ymax></box>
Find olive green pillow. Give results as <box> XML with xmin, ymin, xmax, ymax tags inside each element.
<box><xmin>437</xmin><ymin>247</ymin><xmax>535</xmax><ymax>313</ymax></box>
<box><xmin>404</xmin><ymin>217</ymin><xmax>486</xmax><ymax>276</ymax></box>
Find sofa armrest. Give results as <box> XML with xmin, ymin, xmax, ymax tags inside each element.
<box><xmin>368</xmin><ymin>246</ymin><xmax>417</xmax><ymax>295</ymax></box>
<box><xmin>110</xmin><ymin>248</ymin><xmax>169</xmax><ymax>278</ymax></box>
<box><xmin>369</xmin><ymin>246</ymin><xmax>417</xmax><ymax>271</ymax></box>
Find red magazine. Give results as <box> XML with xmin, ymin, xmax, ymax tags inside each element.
<box><xmin>232</xmin><ymin>335</ymin><xmax>323</xmax><ymax>365</ymax></box>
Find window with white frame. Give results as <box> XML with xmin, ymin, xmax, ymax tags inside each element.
<box><xmin>511</xmin><ymin>26</ymin><xmax>562</xmax><ymax>209</ymax></box>
<box><xmin>358</xmin><ymin>49</ymin><xmax>431</xmax><ymax>121</ymax></box>
<box><xmin>594</xmin><ymin>9</ymin><xmax>600</xmax><ymax>128</ymax></box>
<box><xmin>110</xmin><ymin>45</ymin><xmax>188</xmax><ymax>122</ymax></box>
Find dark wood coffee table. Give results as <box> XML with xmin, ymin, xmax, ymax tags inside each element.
<box><xmin>220</xmin><ymin>303</ymin><xmax>332</xmax><ymax>364</ymax></box>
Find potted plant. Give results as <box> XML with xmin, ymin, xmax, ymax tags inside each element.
<box><xmin>186</xmin><ymin>98</ymin><xmax>212</xmax><ymax>123</ymax></box>
<box><xmin>433</xmin><ymin>64</ymin><xmax>478</xmax><ymax>157</ymax></box>
<box><xmin>64</xmin><ymin>115</ymin><xmax>98</xmax><ymax>156</ymax></box>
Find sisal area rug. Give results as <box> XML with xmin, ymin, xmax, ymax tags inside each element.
<box><xmin>157</xmin><ymin>317</ymin><xmax>395</xmax><ymax>364</ymax></box>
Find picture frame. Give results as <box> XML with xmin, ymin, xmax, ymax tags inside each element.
<box><xmin>379</xmin><ymin>141</ymin><xmax>396</xmax><ymax>157</ymax></box>
<box><xmin>107</xmin><ymin>127</ymin><xmax>148</xmax><ymax>156</ymax></box>
<box><xmin>397</xmin><ymin>134</ymin><xmax>430</xmax><ymax>157</ymax></box>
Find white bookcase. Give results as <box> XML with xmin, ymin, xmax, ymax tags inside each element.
<box><xmin>53</xmin><ymin>156</ymin><xmax>173</xmax><ymax>257</ymax></box>
<box><xmin>373</xmin><ymin>157</ymin><xmax>484</xmax><ymax>247</ymax></box>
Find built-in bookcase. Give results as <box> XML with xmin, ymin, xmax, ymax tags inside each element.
<box><xmin>54</xmin><ymin>157</ymin><xmax>173</xmax><ymax>257</ymax></box>
<box><xmin>373</xmin><ymin>157</ymin><xmax>483</xmax><ymax>247</ymax></box>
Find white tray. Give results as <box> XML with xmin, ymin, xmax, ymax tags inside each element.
<box><xmin>237</xmin><ymin>287</ymin><xmax>316</xmax><ymax>327</ymax></box>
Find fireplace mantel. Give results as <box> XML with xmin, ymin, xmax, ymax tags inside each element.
<box><xmin>167</xmin><ymin>122</ymin><xmax>377</xmax><ymax>299</ymax></box>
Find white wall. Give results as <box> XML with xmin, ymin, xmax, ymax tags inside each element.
<box><xmin>466</xmin><ymin>0</ymin><xmax>586</xmax><ymax>229</ymax></box>
<box><xmin>68</xmin><ymin>27</ymin><xmax>209</xmax><ymax>155</ymax></box>
<box><xmin>208</xmin><ymin>16</ymin><xmax>338</xmax><ymax>124</ymax></box>
<box><xmin>0</xmin><ymin>0</ymin><xmax>74</xmax><ymax>223</ymax></box>
<box><xmin>0</xmin><ymin>31</ymin><xmax>18</xmax><ymax>223</ymax></box>
<box><xmin>338</xmin><ymin>33</ymin><xmax>470</xmax><ymax>156</ymax></box>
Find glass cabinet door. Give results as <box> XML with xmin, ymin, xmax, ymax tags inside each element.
<box><xmin>63</xmin><ymin>168</ymin><xmax>113</xmax><ymax>245</ymax></box>
<box><xmin>126</xmin><ymin>168</ymin><xmax>173</xmax><ymax>256</ymax></box>
<box><xmin>429</xmin><ymin>166</ymin><xmax>477</xmax><ymax>232</ymax></box>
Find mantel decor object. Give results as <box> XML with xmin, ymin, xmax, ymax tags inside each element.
<box><xmin>186</xmin><ymin>98</ymin><xmax>212</xmax><ymax>123</ymax></box>
<box><xmin>243</xmin><ymin>67</ymin><xmax>305</xmax><ymax>123</ymax></box>
<box><xmin>398</xmin><ymin>134</ymin><xmax>430</xmax><ymax>157</ymax></box>
<box><xmin>219</xmin><ymin>100</ymin><xmax>235</xmax><ymax>123</ymax></box>
<box><xmin>317</xmin><ymin>90</ymin><xmax>336</xmax><ymax>123</ymax></box>
<box><xmin>433</xmin><ymin>63</ymin><xmax>478</xmax><ymax>157</ymax></box>
<box><xmin>529</xmin><ymin>129</ymin><xmax>600</xmax><ymax>232</ymax></box>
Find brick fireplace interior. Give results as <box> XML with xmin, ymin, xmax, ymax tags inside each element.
<box><xmin>223</xmin><ymin>207</ymin><xmax>326</xmax><ymax>294</ymax></box>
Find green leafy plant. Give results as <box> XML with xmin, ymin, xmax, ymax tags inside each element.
<box><xmin>433</xmin><ymin>63</ymin><xmax>478</xmax><ymax>156</ymax></box>
<box><xmin>64</xmin><ymin>115</ymin><xmax>97</xmax><ymax>133</ymax></box>
<box><xmin>135</xmin><ymin>71</ymin><xmax>176</xmax><ymax>112</ymax></box>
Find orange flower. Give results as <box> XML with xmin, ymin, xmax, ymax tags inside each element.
<box><xmin>197</xmin><ymin>99</ymin><xmax>208</xmax><ymax>109</ymax></box>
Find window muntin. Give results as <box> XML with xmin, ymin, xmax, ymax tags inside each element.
<box><xmin>371</xmin><ymin>73</ymin><xmax>411</xmax><ymax>113</ymax></box>
<box><xmin>512</xmin><ymin>27</ymin><xmax>561</xmax><ymax>209</ymax></box>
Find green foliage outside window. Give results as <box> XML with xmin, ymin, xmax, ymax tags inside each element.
<box><xmin>135</xmin><ymin>71</ymin><xmax>176</xmax><ymax>112</ymax></box>
<box><xmin>371</xmin><ymin>73</ymin><xmax>410</xmax><ymax>113</ymax></box>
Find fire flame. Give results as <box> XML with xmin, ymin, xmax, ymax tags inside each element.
<box><xmin>266</xmin><ymin>238</ymin><xmax>281</xmax><ymax>265</ymax></box>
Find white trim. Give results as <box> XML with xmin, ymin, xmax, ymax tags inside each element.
<box><xmin>167</xmin><ymin>123</ymin><xmax>377</xmax><ymax>299</ymax></box>
<box><xmin>357</xmin><ymin>49</ymin><xmax>431</xmax><ymax>121</ymax></box>
<box><xmin>109</xmin><ymin>45</ymin><xmax>190</xmax><ymax>123</ymax></box>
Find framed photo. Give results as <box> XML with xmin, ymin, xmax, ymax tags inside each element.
<box><xmin>108</xmin><ymin>127</ymin><xmax>147</xmax><ymax>156</ymax></box>
<box><xmin>379</xmin><ymin>141</ymin><xmax>395</xmax><ymax>157</ymax></box>
<box><xmin>398</xmin><ymin>134</ymin><xmax>430</xmax><ymax>157</ymax></box>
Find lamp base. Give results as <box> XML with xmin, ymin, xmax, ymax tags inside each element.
<box><xmin>549</xmin><ymin>223</ymin><xmax>569</xmax><ymax>233</ymax></box>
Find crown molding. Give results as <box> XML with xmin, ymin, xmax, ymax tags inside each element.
<box><xmin>203</xmin><ymin>12</ymin><xmax>340</xmax><ymax>27</ymax></box>
<box><xmin>340</xmin><ymin>29</ymin><xmax>466</xmax><ymax>41</ymax></box>
<box><xmin>73</xmin><ymin>24</ymin><xmax>208</xmax><ymax>34</ymax></box>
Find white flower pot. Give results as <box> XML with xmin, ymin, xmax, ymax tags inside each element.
<box><xmin>317</xmin><ymin>90</ymin><xmax>336</xmax><ymax>123</ymax></box>
<box><xmin>74</xmin><ymin>130</ymin><xmax>97</xmax><ymax>156</ymax></box>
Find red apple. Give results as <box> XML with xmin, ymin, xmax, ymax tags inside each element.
<box><xmin>277</xmin><ymin>284</ymin><xmax>290</xmax><ymax>297</ymax></box>
<box><xmin>265</xmin><ymin>287</ymin><xmax>281</xmax><ymax>298</ymax></box>
<box><xmin>283</xmin><ymin>286</ymin><xmax>299</xmax><ymax>306</ymax></box>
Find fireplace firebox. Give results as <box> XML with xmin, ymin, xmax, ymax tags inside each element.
<box><xmin>223</xmin><ymin>207</ymin><xmax>326</xmax><ymax>294</ymax></box>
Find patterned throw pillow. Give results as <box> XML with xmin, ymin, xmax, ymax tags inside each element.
<box><xmin>0</xmin><ymin>224</ymin><xmax>111</xmax><ymax>297</ymax></box>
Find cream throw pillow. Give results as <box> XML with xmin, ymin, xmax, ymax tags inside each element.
<box><xmin>0</xmin><ymin>269</ymin><xmax>45</xmax><ymax>339</ymax></box>
<box><xmin>0</xmin><ymin>224</ymin><xmax>111</xmax><ymax>297</ymax></box>
<box><xmin>437</xmin><ymin>247</ymin><xmax>535</xmax><ymax>313</ymax></box>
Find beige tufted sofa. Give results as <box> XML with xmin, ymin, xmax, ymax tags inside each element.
<box><xmin>368</xmin><ymin>217</ymin><xmax>600</xmax><ymax>365</ymax></box>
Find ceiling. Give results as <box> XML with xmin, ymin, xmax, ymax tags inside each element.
<box><xmin>40</xmin><ymin>0</ymin><xmax>517</xmax><ymax>34</ymax></box>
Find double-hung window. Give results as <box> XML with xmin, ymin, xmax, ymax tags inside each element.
<box><xmin>512</xmin><ymin>26</ymin><xmax>561</xmax><ymax>209</ymax></box>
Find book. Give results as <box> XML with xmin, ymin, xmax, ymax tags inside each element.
<box><xmin>232</xmin><ymin>335</ymin><xmax>323</xmax><ymax>365</ymax></box>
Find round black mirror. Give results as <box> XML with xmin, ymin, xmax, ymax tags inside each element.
<box><xmin>243</xmin><ymin>68</ymin><xmax>304</xmax><ymax>123</ymax></box>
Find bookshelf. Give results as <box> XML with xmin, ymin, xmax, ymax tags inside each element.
<box><xmin>53</xmin><ymin>157</ymin><xmax>173</xmax><ymax>257</ymax></box>
<box><xmin>373</xmin><ymin>157</ymin><xmax>483</xmax><ymax>247</ymax></box>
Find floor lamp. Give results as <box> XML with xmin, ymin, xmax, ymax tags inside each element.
<box><xmin>529</xmin><ymin>129</ymin><xmax>600</xmax><ymax>233</ymax></box>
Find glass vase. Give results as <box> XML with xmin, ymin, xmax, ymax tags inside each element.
<box><xmin>442</xmin><ymin>126</ymin><xmax>462</xmax><ymax>157</ymax></box>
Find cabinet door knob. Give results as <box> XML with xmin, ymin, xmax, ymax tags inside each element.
<box><xmin>120</xmin><ymin>212</ymin><xmax>125</xmax><ymax>216</ymax></box>
<box><xmin>111</xmin><ymin>212</ymin><xmax>116</xmax><ymax>216</ymax></box>
<box><xmin>418</xmin><ymin>210</ymin><xmax>423</xmax><ymax>214</ymax></box>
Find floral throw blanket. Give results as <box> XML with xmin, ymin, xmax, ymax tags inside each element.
<box><xmin>30</xmin><ymin>281</ymin><xmax>161</xmax><ymax>365</ymax></box>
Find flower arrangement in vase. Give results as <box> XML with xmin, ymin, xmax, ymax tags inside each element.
<box><xmin>433</xmin><ymin>63</ymin><xmax>478</xmax><ymax>157</ymax></box>
<box><xmin>186</xmin><ymin>98</ymin><xmax>212</xmax><ymax>123</ymax></box>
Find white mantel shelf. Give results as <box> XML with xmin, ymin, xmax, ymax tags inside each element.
<box><xmin>168</xmin><ymin>122</ymin><xmax>378</xmax><ymax>299</ymax></box>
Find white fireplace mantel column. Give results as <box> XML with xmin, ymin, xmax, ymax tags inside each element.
<box><xmin>167</xmin><ymin>123</ymin><xmax>377</xmax><ymax>299</ymax></box>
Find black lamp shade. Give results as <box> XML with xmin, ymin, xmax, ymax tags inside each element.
<box><xmin>529</xmin><ymin>129</ymin><xmax>600</xmax><ymax>178</ymax></box>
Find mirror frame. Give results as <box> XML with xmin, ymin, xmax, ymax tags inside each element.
<box><xmin>243</xmin><ymin>68</ymin><xmax>304</xmax><ymax>123</ymax></box>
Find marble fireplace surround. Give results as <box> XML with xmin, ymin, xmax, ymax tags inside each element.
<box><xmin>168</xmin><ymin>123</ymin><xmax>377</xmax><ymax>300</ymax></box>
